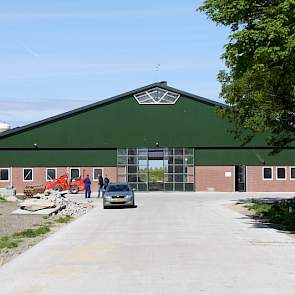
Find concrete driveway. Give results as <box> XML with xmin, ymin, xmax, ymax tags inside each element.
<box><xmin>1</xmin><ymin>192</ymin><xmax>295</xmax><ymax>295</ymax></box>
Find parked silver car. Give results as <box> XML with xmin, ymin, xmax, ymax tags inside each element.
<box><xmin>103</xmin><ymin>183</ymin><xmax>135</xmax><ymax>209</ymax></box>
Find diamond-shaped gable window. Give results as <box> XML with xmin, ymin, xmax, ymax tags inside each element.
<box><xmin>133</xmin><ymin>87</ymin><xmax>180</xmax><ymax>104</ymax></box>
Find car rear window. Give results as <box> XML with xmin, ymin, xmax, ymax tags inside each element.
<box><xmin>107</xmin><ymin>184</ymin><xmax>130</xmax><ymax>192</ymax></box>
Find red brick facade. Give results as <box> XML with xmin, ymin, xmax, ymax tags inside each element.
<box><xmin>195</xmin><ymin>166</ymin><xmax>235</xmax><ymax>192</ymax></box>
<box><xmin>0</xmin><ymin>167</ymin><xmax>117</xmax><ymax>194</ymax></box>
<box><xmin>247</xmin><ymin>166</ymin><xmax>295</xmax><ymax>192</ymax></box>
<box><xmin>2</xmin><ymin>165</ymin><xmax>295</xmax><ymax>193</ymax></box>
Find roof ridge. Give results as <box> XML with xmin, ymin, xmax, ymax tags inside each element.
<box><xmin>0</xmin><ymin>82</ymin><xmax>226</xmax><ymax>139</ymax></box>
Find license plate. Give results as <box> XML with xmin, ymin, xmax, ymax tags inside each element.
<box><xmin>112</xmin><ymin>198</ymin><xmax>125</xmax><ymax>203</ymax></box>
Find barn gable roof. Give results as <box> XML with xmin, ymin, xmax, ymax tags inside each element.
<box><xmin>0</xmin><ymin>81</ymin><xmax>226</xmax><ymax>139</ymax></box>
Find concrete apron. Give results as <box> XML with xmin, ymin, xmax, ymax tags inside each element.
<box><xmin>1</xmin><ymin>192</ymin><xmax>295</xmax><ymax>295</ymax></box>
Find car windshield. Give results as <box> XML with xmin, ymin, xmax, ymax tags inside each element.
<box><xmin>107</xmin><ymin>184</ymin><xmax>130</xmax><ymax>192</ymax></box>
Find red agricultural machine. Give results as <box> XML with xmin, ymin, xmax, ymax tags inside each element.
<box><xmin>44</xmin><ymin>174</ymin><xmax>85</xmax><ymax>194</ymax></box>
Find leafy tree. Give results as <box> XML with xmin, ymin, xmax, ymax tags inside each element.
<box><xmin>198</xmin><ymin>0</ymin><xmax>295</xmax><ymax>148</ymax></box>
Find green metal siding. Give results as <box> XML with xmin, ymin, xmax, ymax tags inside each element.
<box><xmin>196</xmin><ymin>149</ymin><xmax>295</xmax><ymax>165</ymax></box>
<box><xmin>0</xmin><ymin>95</ymin><xmax>241</xmax><ymax>149</ymax></box>
<box><xmin>0</xmin><ymin>92</ymin><xmax>293</xmax><ymax>166</ymax></box>
<box><xmin>0</xmin><ymin>150</ymin><xmax>116</xmax><ymax>167</ymax></box>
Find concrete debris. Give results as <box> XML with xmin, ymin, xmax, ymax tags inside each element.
<box><xmin>17</xmin><ymin>190</ymin><xmax>94</xmax><ymax>216</ymax></box>
<box><xmin>0</xmin><ymin>188</ymin><xmax>16</xmax><ymax>198</ymax></box>
<box><xmin>12</xmin><ymin>206</ymin><xmax>65</xmax><ymax>216</ymax></box>
<box><xmin>4</xmin><ymin>196</ymin><xmax>18</xmax><ymax>202</ymax></box>
<box><xmin>20</xmin><ymin>199</ymin><xmax>55</xmax><ymax>211</ymax></box>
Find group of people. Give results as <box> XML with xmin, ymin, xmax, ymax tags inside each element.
<box><xmin>83</xmin><ymin>174</ymin><xmax>110</xmax><ymax>199</ymax></box>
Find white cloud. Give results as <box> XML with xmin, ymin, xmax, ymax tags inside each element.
<box><xmin>0</xmin><ymin>97</ymin><xmax>97</xmax><ymax>127</ymax></box>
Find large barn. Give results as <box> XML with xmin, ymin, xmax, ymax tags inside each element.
<box><xmin>0</xmin><ymin>81</ymin><xmax>295</xmax><ymax>193</ymax></box>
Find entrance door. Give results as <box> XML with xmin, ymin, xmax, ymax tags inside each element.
<box><xmin>148</xmin><ymin>149</ymin><xmax>164</xmax><ymax>191</ymax></box>
<box><xmin>235</xmin><ymin>165</ymin><xmax>246</xmax><ymax>192</ymax></box>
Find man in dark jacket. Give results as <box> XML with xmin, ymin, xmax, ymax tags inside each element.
<box><xmin>83</xmin><ymin>175</ymin><xmax>91</xmax><ymax>198</ymax></box>
<box><xmin>98</xmin><ymin>175</ymin><xmax>104</xmax><ymax>198</ymax></box>
<box><xmin>103</xmin><ymin>176</ymin><xmax>110</xmax><ymax>189</ymax></box>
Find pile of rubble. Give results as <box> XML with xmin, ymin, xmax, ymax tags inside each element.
<box><xmin>19</xmin><ymin>190</ymin><xmax>94</xmax><ymax>216</ymax></box>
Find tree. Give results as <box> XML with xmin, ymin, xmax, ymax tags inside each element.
<box><xmin>198</xmin><ymin>0</ymin><xmax>295</xmax><ymax>148</ymax></box>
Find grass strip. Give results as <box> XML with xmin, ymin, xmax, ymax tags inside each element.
<box><xmin>245</xmin><ymin>200</ymin><xmax>295</xmax><ymax>231</ymax></box>
<box><xmin>12</xmin><ymin>225</ymin><xmax>51</xmax><ymax>239</ymax></box>
<box><xmin>0</xmin><ymin>236</ymin><xmax>19</xmax><ymax>249</ymax></box>
<box><xmin>0</xmin><ymin>196</ymin><xmax>7</xmax><ymax>202</ymax></box>
<box><xmin>54</xmin><ymin>215</ymin><xmax>73</xmax><ymax>224</ymax></box>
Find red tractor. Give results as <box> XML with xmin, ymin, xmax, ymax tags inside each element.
<box><xmin>44</xmin><ymin>174</ymin><xmax>85</xmax><ymax>194</ymax></box>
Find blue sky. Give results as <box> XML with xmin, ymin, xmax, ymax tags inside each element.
<box><xmin>0</xmin><ymin>0</ymin><xmax>229</xmax><ymax>127</ymax></box>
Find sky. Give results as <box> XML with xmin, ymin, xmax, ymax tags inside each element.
<box><xmin>0</xmin><ymin>0</ymin><xmax>229</xmax><ymax>127</ymax></box>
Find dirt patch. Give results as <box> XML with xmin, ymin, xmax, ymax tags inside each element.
<box><xmin>225</xmin><ymin>202</ymin><xmax>256</xmax><ymax>218</ymax></box>
<box><xmin>0</xmin><ymin>200</ymin><xmax>74</xmax><ymax>266</ymax></box>
<box><xmin>0</xmin><ymin>202</ymin><xmax>45</xmax><ymax>236</ymax></box>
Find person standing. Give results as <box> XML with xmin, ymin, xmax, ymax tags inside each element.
<box><xmin>83</xmin><ymin>174</ymin><xmax>91</xmax><ymax>199</ymax></box>
<box><xmin>98</xmin><ymin>175</ymin><xmax>104</xmax><ymax>197</ymax></box>
<box><xmin>103</xmin><ymin>175</ymin><xmax>110</xmax><ymax>189</ymax></box>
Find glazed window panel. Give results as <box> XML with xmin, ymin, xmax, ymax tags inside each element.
<box><xmin>117</xmin><ymin>156</ymin><xmax>127</xmax><ymax>165</ymax></box>
<box><xmin>128</xmin><ymin>157</ymin><xmax>137</xmax><ymax>165</ymax></box>
<box><xmin>138</xmin><ymin>149</ymin><xmax>148</xmax><ymax>156</ymax></box>
<box><xmin>128</xmin><ymin>174</ymin><xmax>138</xmax><ymax>182</ymax></box>
<box><xmin>138</xmin><ymin>159</ymin><xmax>148</xmax><ymax>167</ymax></box>
<box><xmin>46</xmin><ymin>168</ymin><xmax>56</xmax><ymax>181</ymax></box>
<box><xmin>138</xmin><ymin>166</ymin><xmax>148</xmax><ymax>173</ymax></box>
<box><xmin>117</xmin><ymin>149</ymin><xmax>127</xmax><ymax>156</ymax></box>
<box><xmin>128</xmin><ymin>165</ymin><xmax>138</xmax><ymax>173</ymax></box>
<box><xmin>174</xmin><ymin>148</ymin><xmax>183</xmax><ymax>155</ymax></box>
<box><xmin>184</xmin><ymin>174</ymin><xmax>194</xmax><ymax>183</ymax></box>
<box><xmin>117</xmin><ymin>148</ymin><xmax>194</xmax><ymax>192</ymax></box>
<box><xmin>138</xmin><ymin>173</ymin><xmax>148</xmax><ymax>182</ymax></box>
<box><xmin>70</xmin><ymin>168</ymin><xmax>80</xmax><ymax>179</ymax></box>
<box><xmin>174</xmin><ymin>174</ymin><xmax>184</xmax><ymax>182</ymax></box>
<box><xmin>93</xmin><ymin>168</ymin><xmax>103</xmax><ymax>181</ymax></box>
<box><xmin>184</xmin><ymin>148</ymin><xmax>194</xmax><ymax>155</ymax></box>
<box><xmin>174</xmin><ymin>165</ymin><xmax>184</xmax><ymax>173</ymax></box>
<box><xmin>277</xmin><ymin>167</ymin><xmax>286</xmax><ymax>179</ymax></box>
<box><xmin>184</xmin><ymin>156</ymin><xmax>194</xmax><ymax>165</ymax></box>
<box><xmin>0</xmin><ymin>169</ymin><xmax>9</xmax><ymax>181</ymax></box>
<box><xmin>128</xmin><ymin>149</ymin><xmax>137</xmax><ymax>156</ymax></box>
<box><xmin>263</xmin><ymin>167</ymin><xmax>272</xmax><ymax>179</ymax></box>
<box><xmin>23</xmin><ymin>168</ymin><xmax>33</xmax><ymax>181</ymax></box>
<box><xmin>174</xmin><ymin>156</ymin><xmax>184</xmax><ymax>165</ymax></box>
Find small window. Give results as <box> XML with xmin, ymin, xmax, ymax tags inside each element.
<box><xmin>0</xmin><ymin>168</ymin><xmax>9</xmax><ymax>181</ymax></box>
<box><xmin>290</xmin><ymin>167</ymin><xmax>295</xmax><ymax>179</ymax></box>
<box><xmin>70</xmin><ymin>168</ymin><xmax>80</xmax><ymax>180</ymax></box>
<box><xmin>46</xmin><ymin>168</ymin><xmax>57</xmax><ymax>181</ymax></box>
<box><xmin>276</xmin><ymin>167</ymin><xmax>286</xmax><ymax>180</ymax></box>
<box><xmin>263</xmin><ymin>167</ymin><xmax>272</xmax><ymax>180</ymax></box>
<box><xmin>93</xmin><ymin>168</ymin><xmax>103</xmax><ymax>181</ymax></box>
<box><xmin>23</xmin><ymin>168</ymin><xmax>33</xmax><ymax>181</ymax></box>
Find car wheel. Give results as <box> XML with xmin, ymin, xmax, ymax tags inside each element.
<box><xmin>70</xmin><ymin>184</ymin><xmax>79</xmax><ymax>194</ymax></box>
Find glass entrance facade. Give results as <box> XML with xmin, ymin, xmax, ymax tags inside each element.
<box><xmin>117</xmin><ymin>148</ymin><xmax>195</xmax><ymax>191</ymax></box>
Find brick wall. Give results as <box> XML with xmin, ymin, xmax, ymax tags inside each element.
<box><xmin>195</xmin><ymin>166</ymin><xmax>235</xmax><ymax>192</ymax></box>
<box><xmin>247</xmin><ymin>166</ymin><xmax>295</xmax><ymax>192</ymax></box>
<box><xmin>0</xmin><ymin>167</ymin><xmax>117</xmax><ymax>194</ymax></box>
